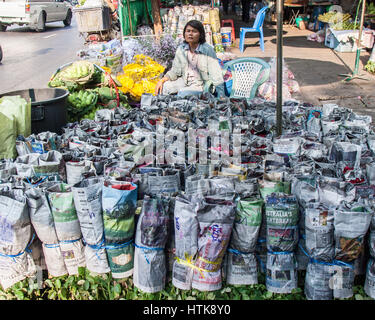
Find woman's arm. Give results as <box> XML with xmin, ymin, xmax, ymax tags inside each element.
<box><xmin>165</xmin><ymin>46</ymin><xmax>183</xmax><ymax>81</ymax></box>
<box><xmin>206</xmin><ymin>47</ymin><xmax>226</xmax><ymax>97</ymax></box>
<box><xmin>155</xmin><ymin>75</ymin><xmax>170</xmax><ymax>95</ymax></box>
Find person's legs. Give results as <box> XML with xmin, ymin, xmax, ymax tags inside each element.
<box><xmin>177</xmin><ymin>84</ymin><xmax>203</xmax><ymax>98</ymax></box>
<box><xmin>162</xmin><ymin>78</ymin><xmax>186</xmax><ymax>95</ymax></box>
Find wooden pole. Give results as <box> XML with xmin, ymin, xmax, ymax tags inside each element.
<box><xmin>126</xmin><ymin>0</ymin><xmax>133</xmax><ymax>36</ymax></box>
<box><xmin>151</xmin><ymin>0</ymin><xmax>163</xmax><ymax>37</ymax></box>
<box><xmin>276</xmin><ymin>0</ymin><xmax>284</xmax><ymax>137</ymax></box>
<box><xmin>353</xmin><ymin>0</ymin><xmax>366</xmax><ymax>75</ymax></box>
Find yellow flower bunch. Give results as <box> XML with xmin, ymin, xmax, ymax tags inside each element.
<box><xmin>116</xmin><ymin>54</ymin><xmax>165</xmax><ymax>101</ymax></box>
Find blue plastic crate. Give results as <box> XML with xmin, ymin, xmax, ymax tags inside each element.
<box><xmin>325</xmin><ymin>31</ymin><xmax>357</xmax><ymax>53</ymax></box>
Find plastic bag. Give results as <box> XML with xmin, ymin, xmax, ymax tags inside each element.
<box><xmin>0</xmin><ymin>112</ymin><xmax>17</xmax><ymax>160</ymax></box>
<box><xmin>0</xmin><ymin>95</ymin><xmax>31</xmax><ymax>138</ymax></box>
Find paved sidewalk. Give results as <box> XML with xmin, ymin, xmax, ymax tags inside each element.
<box><xmin>221</xmin><ymin>13</ymin><xmax>375</xmax><ymax>121</ymax></box>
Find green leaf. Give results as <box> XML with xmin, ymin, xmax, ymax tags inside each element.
<box><xmin>14</xmin><ymin>290</ymin><xmax>24</xmax><ymax>300</ymax></box>
<box><xmin>355</xmin><ymin>294</ymin><xmax>364</xmax><ymax>300</ymax></box>
<box><xmin>84</xmin><ymin>280</ymin><xmax>90</xmax><ymax>291</ymax></box>
<box><xmin>265</xmin><ymin>291</ymin><xmax>273</xmax><ymax>299</ymax></box>
<box><xmin>48</xmin><ymin>291</ymin><xmax>57</xmax><ymax>300</ymax></box>
<box><xmin>207</xmin><ymin>292</ymin><xmax>216</xmax><ymax>300</ymax></box>
<box><xmin>78</xmin><ymin>267</ymin><xmax>86</xmax><ymax>277</ymax></box>
<box><xmin>45</xmin><ymin>279</ymin><xmax>53</xmax><ymax>288</ymax></box>
<box><xmin>114</xmin><ymin>283</ymin><xmax>122</xmax><ymax>294</ymax></box>
<box><xmin>186</xmin><ymin>296</ymin><xmax>196</xmax><ymax>300</ymax></box>
<box><xmin>242</xmin><ymin>293</ymin><xmax>250</xmax><ymax>300</ymax></box>
<box><xmin>60</xmin><ymin>288</ymin><xmax>68</xmax><ymax>300</ymax></box>
<box><xmin>55</xmin><ymin>279</ymin><xmax>61</xmax><ymax>289</ymax></box>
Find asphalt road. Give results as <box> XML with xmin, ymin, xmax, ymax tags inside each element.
<box><xmin>0</xmin><ymin>15</ymin><xmax>85</xmax><ymax>95</ymax></box>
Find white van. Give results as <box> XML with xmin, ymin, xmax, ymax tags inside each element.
<box><xmin>0</xmin><ymin>0</ymin><xmax>72</xmax><ymax>32</ymax></box>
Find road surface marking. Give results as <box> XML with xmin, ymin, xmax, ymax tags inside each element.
<box><xmin>43</xmin><ymin>34</ymin><xmax>57</xmax><ymax>39</ymax></box>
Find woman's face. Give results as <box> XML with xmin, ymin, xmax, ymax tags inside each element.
<box><xmin>184</xmin><ymin>25</ymin><xmax>200</xmax><ymax>45</ymax></box>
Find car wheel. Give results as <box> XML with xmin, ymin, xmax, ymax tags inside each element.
<box><xmin>0</xmin><ymin>46</ymin><xmax>2</xmax><ymax>62</ymax></box>
<box><xmin>63</xmin><ymin>10</ymin><xmax>72</xmax><ymax>26</ymax></box>
<box><xmin>0</xmin><ymin>24</ymin><xmax>7</xmax><ymax>32</ymax></box>
<box><xmin>36</xmin><ymin>11</ymin><xmax>46</xmax><ymax>32</ymax></box>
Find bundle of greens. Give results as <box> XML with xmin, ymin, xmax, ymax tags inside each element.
<box><xmin>48</xmin><ymin>61</ymin><xmax>107</xmax><ymax>92</ymax></box>
<box><xmin>365</xmin><ymin>60</ymin><xmax>375</xmax><ymax>74</ymax></box>
<box><xmin>67</xmin><ymin>89</ymin><xmax>99</xmax><ymax>122</ymax></box>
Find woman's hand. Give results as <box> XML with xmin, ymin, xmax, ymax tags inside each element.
<box><xmin>155</xmin><ymin>77</ymin><xmax>169</xmax><ymax>95</ymax></box>
<box><xmin>155</xmin><ymin>80</ymin><xmax>164</xmax><ymax>95</ymax></box>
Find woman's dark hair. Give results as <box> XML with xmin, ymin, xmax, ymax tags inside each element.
<box><xmin>183</xmin><ymin>20</ymin><xmax>206</xmax><ymax>44</ymax></box>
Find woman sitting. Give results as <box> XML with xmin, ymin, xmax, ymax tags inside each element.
<box><xmin>155</xmin><ymin>20</ymin><xmax>225</xmax><ymax>98</ymax></box>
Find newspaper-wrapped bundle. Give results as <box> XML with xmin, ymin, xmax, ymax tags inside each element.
<box><xmin>333</xmin><ymin>202</ymin><xmax>372</xmax><ymax>264</ymax></box>
<box><xmin>291</xmin><ymin>175</ymin><xmax>319</xmax><ymax>207</ymax></box>
<box><xmin>0</xmin><ymin>160</ymin><xmax>16</xmax><ymax>182</ymax></box>
<box><xmin>102</xmin><ymin>180</ymin><xmax>137</xmax><ymax>278</ymax></box>
<box><xmin>321</xmin><ymin>117</ymin><xmax>342</xmax><ymax>136</ymax></box>
<box><xmin>369</xmin><ymin>214</ymin><xmax>375</xmax><ymax>258</ymax></box>
<box><xmin>365</xmin><ymin>258</ymin><xmax>375</xmax><ymax>299</ymax></box>
<box><xmin>306</xmin><ymin>109</ymin><xmax>322</xmax><ymax>140</ymax></box>
<box><xmin>265</xmin><ymin>193</ymin><xmax>299</xmax><ymax>253</ymax></box>
<box><xmin>259</xmin><ymin>179</ymin><xmax>291</xmax><ymax>200</ymax></box>
<box><xmin>133</xmin><ymin>195</ymin><xmax>171</xmax><ymax>293</ymax></box>
<box><xmin>305</xmin><ymin>203</ymin><xmax>334</xmax><ymax>262</ymax></box>
<box><xmin>318</xmin><ymin>178</ymin><xmax>356</xmax><ymax>208</ymax></box>
<box><xmin>165</xmin><ymin>214</ymin><xmax>176</xmax><ymax>283</ymax></box>
<box><xmin>47</xmin><ymin>183</ymin><xmax>85</xmax><ymax>275</ymax></box>
<box><xmin>191</xmin><ymin>195</ymin><xmax>236</xmax><ymax>291</ymax></box>
<box><xmin>185</xmin><ymin>176</ymin><xmax>236</xmax><ymax>197</ymax></box>
<box><xmin>332</xmin><ymin>263</ymin><xmax>355</xmax><ymax>299</ymax></box>
<box><xmin>14</xmin><ymin>151</ymin><xmax>65</xmax><ymax>182</ymax></box>
<box><xmin>366</xmin><ymin>163</ymin><xmax>375</xmax><ymax>185</ymax></box>
<box><xmin>296</xmin><ymin>204</ymin><xmax>309</xmax><ymax>270</ymax></box>
<box><xmin>26</xmin><ymin>187</ymin><xmax>68</xmax><ymax>277</ymax></box>
<box><xmin>329</xmin><ymin>142</ymin><xmax>362</xmax><ymax>168</ymax></box>
<box><xmin>36</xmin><ymin>150</ymin><xmax>66</xmax><ymax>182</ymax></box>
<box><xmin>225</xmin><ymin>198</ymin><xmax>262</xmax><ymax>285</ymax></box>
<box><xmin>72</xmin><ymin>177</ymin><xmax>110</xmax><ymax>274</ymax></box>
<box><xmin>330</xmin><ymin>202</ymin><xmax>372</xmax><ymax>299</ymax></box>
<box><xmin>296</xmin><ymin>233</ymin><xmax>309</xmax><ymax>270</ymax></box>
<box><xmin>0</xmin><ymin>190</ymin><xmax>37</xmax><ymax>289</ymax></box>
<box><xmin>132</xmin><ymin>167</ymin><xmax>163</xmax><ymax>199</ymax></box>
<box><xmin>304</xmin><ymin>260</ymin><xmax>333</xmax><ymax>300</ymax></box>
<box><xmin>266</xmin><ymin>251</ymin><xmax>298</xmax><ymax>293</ymax></box>
<box><xmin>147</xmin><ymin>169</ymin><xmax>181</xmax><ymax>196</ymax></box>
<box><xmin>14</xmin><ymin>153</ymin><xmax>40</xmax><ymax>177</ymax></box>
<box><xmin>172</xmin><ymin>195</ymin><xmax>199</xmax><ymax>290</ymax></box>
<box><xmin>66</xmin><ymin>160</ymin><xmax>96</xmax><ymax>185</ymax></box>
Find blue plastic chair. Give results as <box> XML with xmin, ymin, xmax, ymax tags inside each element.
<box><xmin>239</xmin><ymin>6</ymin><xmax>269</xmax><ymax>53</ymax></box>
<box><xmin>223</xmin><ymin>57</ymin><xmax>270</xmax><ymax>101</ymax></box>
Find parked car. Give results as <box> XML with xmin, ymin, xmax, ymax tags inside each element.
<box><xmin>0</xmin><ymin>0</ymin><xmax>73</xmax><ymax>32</ymax></box>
